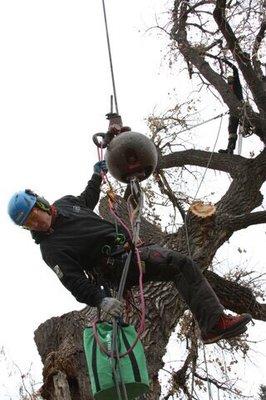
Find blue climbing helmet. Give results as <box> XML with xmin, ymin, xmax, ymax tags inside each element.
<box><xmin>8</xmin><ymin>189</ymin><xmax>50</xmax><ymax>226</ymax></box>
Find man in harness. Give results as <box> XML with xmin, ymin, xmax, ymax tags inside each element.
<box><xmin>8</xmin><ymin>160</ymin><xmax>251</xmax><ymax>344</ymax></box>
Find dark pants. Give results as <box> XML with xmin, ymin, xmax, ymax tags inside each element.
<box><xmin>227</xmin><ymin>115</ymin><xmax>238</xmax><ymax>151</ymax></box>
<box><xmin>228</xmin><ymin>115</ymin><xmax>239</xmax><ymax>134</ymax></box>
<box><xmin>99</xmin><ymin>244</ymin><xmax>224</xmax><ymax>334</ymax></box>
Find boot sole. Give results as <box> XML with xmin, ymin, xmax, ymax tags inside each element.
<box><xmin>202</xmin><ymin>314</ymin><xmax>252</xmax><ymax>345</ymax></box>
<box><xmin>203</xmin><ymin>325</ymin><xmax>248</xmax><ymax>345</ymax></box>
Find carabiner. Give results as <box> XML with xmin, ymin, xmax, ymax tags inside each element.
<box><xmin>92</xmin><ymin>132</ymin><xmax>107</xmax><ymax>148</ymax></box>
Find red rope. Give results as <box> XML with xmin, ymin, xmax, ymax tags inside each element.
<box><xmin>107</xmin><ymin>197</ymin><xmax>146</xmax><ymax>336</ymax></box>
<box><xmin>93</xmin><ymin>141</ymin><xmax>146</xmax><ymax>357</ymax></box>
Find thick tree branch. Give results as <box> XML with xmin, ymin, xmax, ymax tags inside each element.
<box><xmin>217</xmin><ymin>210</ymin><xmax>266</xmax><ymax>231</ymax></box>
<box><xmin>252</xmin><ymin>20</ymin><xmax>266</xmax><ymax>77</ymax></box>
<box><xmin>205</xmin><ymin>270</ymin><xmax>266</xmax><ymax>321</ymax></box>
<box><xmin>158</xmin><ymin>148</ymin><xmax>246</xmax><ymax>176</ymax></box>
<box><xmin>213</xmin><ymin>0</ymin><xmax>266</xmax><ymax>114</ymax></box>
<box><xmin>171</xmin><ymin>0</ymin><xmax>264</xmax><ymax>142</ymax></box>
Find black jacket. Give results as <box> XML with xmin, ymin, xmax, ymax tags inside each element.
<box><xmin>32</xmin><ymin>174</ymin><xmax>124</xmax><ymax>307</ymax></box>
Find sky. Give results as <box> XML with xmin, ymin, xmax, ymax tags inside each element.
<box><xmin>0</xmin><ymin>0</ymin><xmax>265</xmax><ymax>399</ymax></box>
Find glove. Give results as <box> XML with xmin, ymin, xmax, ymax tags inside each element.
<box><xmin>100</xmin><ymin>297</ymin><xmax>123</xmax><ymax>317</ymax></box>
<box><xmin>94</xmin><ymin>160</ymin><xmax>108</xmax><ymax>175</ymax></box>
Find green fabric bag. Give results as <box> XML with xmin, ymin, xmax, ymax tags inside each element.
<box><xmin>83</xmin><ymin>322</ymin><xmax>149</xmax><ymax>400</ymax></box>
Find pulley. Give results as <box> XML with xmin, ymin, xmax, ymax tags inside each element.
<box><xmin>105</xmin><ymin>130</ymin><xmax>158</xmax><ymax>183</ymax></box>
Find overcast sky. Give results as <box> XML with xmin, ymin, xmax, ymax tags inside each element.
<box><xmin>0</xmin><ymin>1</ymin><xmax>265</xmax><ymax>398</ymax></box>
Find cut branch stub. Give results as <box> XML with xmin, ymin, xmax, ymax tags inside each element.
<box><xmin>189</xmin><ymin>201</ymin><xmax>216</xmax><ymax>218</ymax></box>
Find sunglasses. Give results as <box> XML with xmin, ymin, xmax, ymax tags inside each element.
<box><xmin>23</xmin><ymin>208</ymin><xmax>41</xmax><ymax>229</ymax></box>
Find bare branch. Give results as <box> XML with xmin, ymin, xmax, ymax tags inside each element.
<box><xmin>171</xmin><ymin>0</ymin><xmax>264</xmax><ymax>141</ymax></box>
<box><xmin>217</xmin><ymin>210</ymin><xmax>266</xmax><ymax>231</ymax></box>
<box><xmin>158</xmin><ymin>148</ymin><xmax>246</xmax><ymax>176</ymax></box>
<box><xmin>154</xmin><ymin>170</ymin><xmax>186</xmax><ymax>221</ymax></box>
<box><xmin>193</xmin><ymin>371</ymin><xmax>250</xmax><ymax>397</ymax></box>
<box><xmin>213</xmin><ymin>0</ymin><xmax>266</xmax><ymax>113</ymax></box>
<box><xmin>205</xmin><ymin>270</ymin><xmax>266</xmax><ymax>321</ymax></box>
<box><xmin>252</xmin><ymin>20</ymin><xmax>266</xmax><ymax>77</ymax></box>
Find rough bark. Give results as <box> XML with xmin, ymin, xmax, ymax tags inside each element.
<box><xmin>53</xmin><ymin>372</ymin><xmax>72</xmax><ymax>400</ymax></box>
<box><xmin>35</xmin><ymin>309</ymin><xmax>95</xmax><ymax>400</ymax></box>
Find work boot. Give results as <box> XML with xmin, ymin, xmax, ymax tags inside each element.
<box><xmin>201</xmin><ymin>313</ymin><xmax>252</xmax><ymax>344</ymax></box>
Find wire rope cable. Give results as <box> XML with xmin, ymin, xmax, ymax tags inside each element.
<box><xmin>101</xmin><ymin>0</ymin><xmax>119</xmax><ymax>114</ymax></box>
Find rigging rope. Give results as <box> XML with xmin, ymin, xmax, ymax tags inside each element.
<box><xmin>101</xmin><ymin>0</ymin><xmax>119</xmax><ymax>114</ymax></box>
<box><xmin>184</xmin><ymin>115</ymin><xmax>224</xmax><ymax>400</ymax></box>
<box><xmin>176</xmin><ymin>111</ymin><xmax>228</xmax><ymax>136</ymax></box>
<box><xmin>184</xmin><ymin>113</ymin><xmax>224</xmax><ymax>258</ymax></box>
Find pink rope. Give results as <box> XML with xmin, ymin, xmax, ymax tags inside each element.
<box><xmin>135</xmin><ymin>247</ymin><xmax>145</xmax><ymax>335</ymax></box>
<box><xmin>108</xmin><ymin>200</ymin><xmax>145</xmax><ymax>336</ymax></box>
<box><xmin>93</xmin><ymin>142</ymin><xmax>146</xmax><ymax>355</ymax></box>
<box><xmin>108</xmin><ymin>200</ymin><xmax>132</xmax><ymax>241</ymax></box>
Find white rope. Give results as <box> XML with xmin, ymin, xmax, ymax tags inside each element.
<box><xmin>177</xmin><ymin>111</ymin><xmax>228</xmax><ymax>136</ymax></box>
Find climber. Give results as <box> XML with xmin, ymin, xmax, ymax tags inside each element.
<box><xmin>218</xmin><ymin>64</ymin><xmax>249</xmax><ymax>154</ymax></box>
<box><xmin>8</xmin><ymin>160</ymin><xmax>252</xmax><ymax>344</ymax></box>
